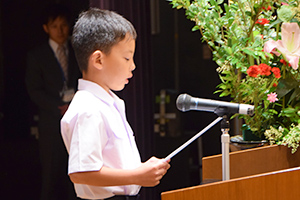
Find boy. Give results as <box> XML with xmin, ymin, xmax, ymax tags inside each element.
<box><xmin>61</xmin><ymin>8</ymin><xmax>170</xmax><ymax>200</ymax></box>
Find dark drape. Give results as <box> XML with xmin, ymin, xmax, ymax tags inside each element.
<box><xmin>89</xmin><ymin>1</ymin><xmax>156</xmax><ymax>199</ymax></box>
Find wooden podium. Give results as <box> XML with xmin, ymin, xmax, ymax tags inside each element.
<box><xmin>161</xmin><ymin>145</ymin><xmax>300</xmax><ymax>200</ymax></box>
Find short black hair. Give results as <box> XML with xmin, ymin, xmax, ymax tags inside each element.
<box><xmin>71</xmin><ymin>8</ymin><xmax>137</xmax><ymax>72</ymax></box>
<box><xmin>42</xmin><ymin>3</ymin><xmax>71</xmax><ymax>25</ymax></box>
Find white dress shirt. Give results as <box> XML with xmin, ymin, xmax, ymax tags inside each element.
<box><xmin>49</xmin><ymin>38</ymin><xmax>69</xmax><ymax>59</ymax></box>
<box><xmin>61</xmin><ymin>79</ymin><xmax>141</xmax><ymax>199</ymax></box>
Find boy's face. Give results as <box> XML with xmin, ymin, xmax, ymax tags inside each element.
<box><xmin>43</xmin><ymin>16</ymin><xmax>69</xmax><ymax>45</ymax></box>
<box><xmin>98</xmin><ymin>34</ymin><xmax>136</xmax><ymax>92</ymax></box>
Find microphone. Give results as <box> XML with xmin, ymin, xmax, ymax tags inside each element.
<box><xmin>176</xmin><ymin>94</ymin><xmax>254</xmax><ymax>115</ymax></box>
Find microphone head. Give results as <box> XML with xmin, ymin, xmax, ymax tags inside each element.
<box><xmin>176</xmin><ymin>93</ymin><xmax>192</xmax><ymax>112</ymax></box>
<box><xmin>239</xmin><ymin>104</ymin><xmax>255</xmax><ymax>116</ymax></box>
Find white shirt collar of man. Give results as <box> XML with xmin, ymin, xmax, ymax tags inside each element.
<box><xmin>48</xmin><ymin>38</ymin><xmax>68</xmax><ymax>56</ymax></box>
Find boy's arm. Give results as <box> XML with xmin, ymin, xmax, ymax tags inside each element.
<box><xmin>69</xmin><ymin>157</ymin><xmax>170</xmax><ymax>187</ymax></box>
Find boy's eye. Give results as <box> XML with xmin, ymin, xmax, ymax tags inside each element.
<box><xmin>124</xmin><ymin>58</ymin><xmax>129</xmax><ymax>61</ymax></box>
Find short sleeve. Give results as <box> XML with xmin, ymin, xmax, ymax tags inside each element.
<box><xmin>68</xmin><ymin>110</ymin><xmax>108</xmax><ymax>174</ymax></box>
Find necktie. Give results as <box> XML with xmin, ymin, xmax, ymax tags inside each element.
<box><xmin>57</xmin><ymin>45</ymin><xmax>68</xmax><ymax>80</ymax></box>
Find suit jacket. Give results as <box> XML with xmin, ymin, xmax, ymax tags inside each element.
<box><xmin>26</xmin><ymin>41</ymin><xmax>81</xmax><ymax>120</ymax></box>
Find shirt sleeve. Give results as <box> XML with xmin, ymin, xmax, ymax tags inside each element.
<box><xmin>68</xmin><ymin>110</ymin><xmax>108</xmax><ymax>174</ymax></box>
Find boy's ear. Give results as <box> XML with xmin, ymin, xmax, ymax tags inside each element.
<box><xmin>91</xmin><ymin>50</ymin><xmax>104</xmax><ymax>70</ymax></box>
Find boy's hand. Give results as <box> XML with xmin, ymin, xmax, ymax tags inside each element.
<box><xmin>135</xmin><ymin>156</ymin><xmax>170</xmax><ymax>187</ymax></box>
<box><xmin>69</xmin><ymin>157</ymin><xmax>170</xmax><ymax>187</ymax></box>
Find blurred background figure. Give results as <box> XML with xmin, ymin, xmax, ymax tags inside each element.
<box><xmin>25</xmin><ymin>3</ymin><xmax>81</xmax><ymax>200</ymax></box>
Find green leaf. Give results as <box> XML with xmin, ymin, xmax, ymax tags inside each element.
<box><xmin>192</xmin><ymin>25</ymin><xmax>200</xmax><ymax>31</ymax></box>
<box><xmin>282</xmin><ymin>107</ymin><xmax>296</xmax><ymax>114</ymax></box>
<box><xmin>209</xmin><ymin>0</ymin><xmax>218</xmax><ymax>7</ymax></box>
<box><xmin>242</xmin><ymin>48</ymin><xmax>254</xmax><ymax>56</ymax></box>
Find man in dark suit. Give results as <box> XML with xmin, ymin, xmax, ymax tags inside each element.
<box><xmin>25</xmin><ymin>4</ymin><xmax>81</xmax><ymax>200</ymax></box>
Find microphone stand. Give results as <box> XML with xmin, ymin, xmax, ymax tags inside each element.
<box><xmin>215</xmin><ymin>108</ymin><xmax>231</xmax><ymax>181</ymax></box>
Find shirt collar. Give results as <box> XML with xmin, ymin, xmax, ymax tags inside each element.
<box><xmin>77</xmin><ymin>79</ymin><xmax>119</xmax><ymax>106</ymax></box>
<box><xmin>48</xmin><ymin>38</ymin><xmax>68</xmax><ymax>53</ymax></box>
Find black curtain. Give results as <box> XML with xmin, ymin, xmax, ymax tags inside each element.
<box><xmin>89</xmin><ymin>1</ymin><xmax>156</xmax><ymax>199</ymax></box>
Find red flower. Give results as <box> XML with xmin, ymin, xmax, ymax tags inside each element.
<box><xmin>247</xmin><ymin>65</ymin><xmax>261</xmax><ymax>77</ymax></box>
<box><xmin>271</xmin><ymin>67</ymin><xmax>281</xmax><ymax>78</ymax></box>
<box><xmin>255</xmin><ymin>18</ymin><xmax>270</xmax><ymax>25</ymax></box>
<box><xmin>262</xmin><ymin>6</ymin><xmax>271</xmax><ymax>10</ymax></box>
<box><xmin>273</xmin><ymin>82</ymin><xmax>278</xmax><ymax>87</ymax></box>
<box><xmin>280</xmin><ymin>59</ymin><xmax>292</xmax><ymax>67</ymax></box>
<box><xmin>247</xmin><ymin>64</ymin><xmax>274</xmax><ymax>77</ymax></box>
<box><xmin>280</xmin><ymin>59</ymin><xmax>287</xmax><ymax>65</ymax></box>
<box><xmin>260</xmin><ymin>34</ymin><xmax>264</xmax><ymax>39</ymax></box>
<box><xmin>259</xmin><ymin>63</ymin><xmax>272</xmax><ymax>76</ymax></box>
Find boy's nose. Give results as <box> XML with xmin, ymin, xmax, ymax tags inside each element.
<box><xmin>131</xmin><ymin>62</ymin><xmax>136</xmax><ymax>71</ymax></box>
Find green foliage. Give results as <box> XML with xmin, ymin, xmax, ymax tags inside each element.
<box><xmin>168</xmin><ymin>0</ymin><xmax>300</xmax><ymax>152</ymax></box>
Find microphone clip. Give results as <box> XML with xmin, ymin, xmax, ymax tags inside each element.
<box><xmin>214</xmin><ymin>106</ymin><xmax>232</xmax><ymax>118</ymax></box>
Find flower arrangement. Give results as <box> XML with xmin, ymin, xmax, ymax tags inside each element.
<box><xmin>168</xmin><ymin>0</ymin><xmax>300</xmax><ymax>153</ymax></box>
